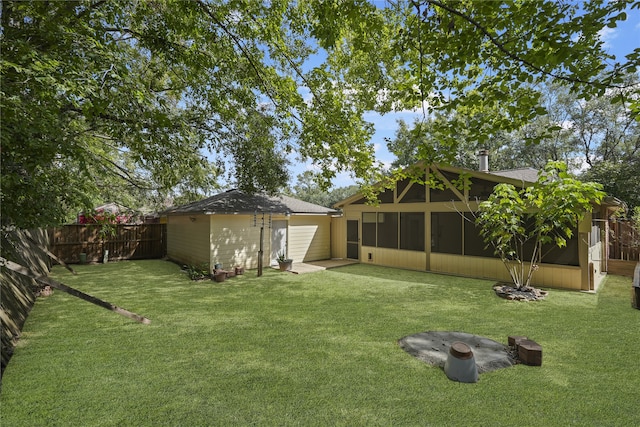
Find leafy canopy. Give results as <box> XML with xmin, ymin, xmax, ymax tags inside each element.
<box><xmin>1</xmin><ymin>0</ymin><xmax>638</xmax><ymax>228</ymax></box>
<box><xmin>0</xmin><ymin>0</ymin><xmax>375</xmax><ymax>228</ymax></box>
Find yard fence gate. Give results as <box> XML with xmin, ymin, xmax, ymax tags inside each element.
<box><xmin>607</xmin><ymin>219</ymin><xmax>639</xmax><ymax>277</ymax></box>
<box><xmin>608</xmin><ymin>220</ymin><xmax>639</xmax><ymax>261</ymax></box>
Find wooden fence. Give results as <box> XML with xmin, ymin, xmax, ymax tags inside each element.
<box><xmin>1</xmin><ymin>228</ymin><xmax>50</xmax><ymax>376</ymax></box>
<box><xmin>609</xmin><ymin>220</ymin><xmax>639</xmax><ymax>262</ymax></box>
<box><xmin>48</xmin><ymin>224</ymin><xmax>166</xmax><ymax>264</ymax></box>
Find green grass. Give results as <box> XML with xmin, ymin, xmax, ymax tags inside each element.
<box><xmin>1</xmin><ymin>260</ymin><xmax>638</xmax><ymax>426</ymax></box>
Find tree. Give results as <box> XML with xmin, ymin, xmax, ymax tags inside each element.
<box><xmin>386</xmin><ymin>115</ymin><xmax>537</xmax><ymax>172</ymax></box>
<box><xmin>2</xmin><ymin>1</ymin><xmax>638</xmax><ymax>229</ymax></box>
<box><xmin>386</xmin><ymin>74</ymin><xmax>639</xmax><ymax>211</ymax></box>
<box><xmin>476</xmin><ymin>162</ymin><xmax>604</xmax><ymax>290</ymax></box>
<box><xmin>288</xmin><ymin>171</ymin><xmax>359</xmax><ymax>208</ymax></box>
<box><xmin>385</xmin><ymin>116</ymin><xmax>482</xmax><ymax>170</ymax></box>
<box><xmin>580</xmin><ymin>159</ymin><xmax>640</xmax><ymax>211</ymax></box>
<box><xmin>312</xmin><ymin>0</ymin><xmax>639</xmax><ymax>191</ymax></box>
<box><xmin>0</xmin><ymin>0</ymin><xmax>375</xmax><ymax>228</ymax></box>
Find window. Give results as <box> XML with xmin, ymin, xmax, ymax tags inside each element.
<box><xmin>431</xmin><ymin>212</ymin><xmax>462</xmax><ymax>254</ymax></box>
<box><xmin>464</xmin><ymin>213</ymin><xmax>495</xmax><ymax>257</ymax></box>
<box><xmin>468</xmin><ymin>178</ymin><xmax>497</xmax><ymax>201</ymax></box>
<box><xmin>362</xmin><ymin>212</ymin><xmax>377</xmax><ymax>246</ymax></box>
<box><xmin>541</xmin><ymin>230</ymin><xmax>579</xmax><ymax>266</ymax></box>
<box><xmin>362</xmin><ymin>211</ymin><xmax>424</xmax><ymax>251</ymax></box>
<box><xmin>377</xmin><ymin>212</ymin><xmax>398</xmax><ymax>248</ymax></box>
<box><xmin>378</xmin><ymin>188</ymin><xmax>394</xmax><ymax>204</ymax></box>
<box><xmin>400</xmin><ymin>212</ymin><xmax>425</xmax><ymax>251</ymax></box>
<box><xmin>464</xmin><ymin>214</ymin><xmax>580</xmax><ymax>266</ymax></box>
<box><xmin>430</xmin><ymin>171</ymin><xmax>462</xmax><ymax>202</ymax></box>
<box><xmin>399</xmin><ymin>182</ymin><xmax>426</xmax><ymax>203</ymax></box>
<box><xmin>397</xmin><ymin>178</ymin><xmax>410</xmax><ymax>196</ymax></box>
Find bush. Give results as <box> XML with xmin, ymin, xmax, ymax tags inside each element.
<box><xmin>184</xmin><ymin>263</ymin><xmax>210</xmax><ymax>281</ymax></box>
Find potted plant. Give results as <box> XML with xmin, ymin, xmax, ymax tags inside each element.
<box><xmin>213</xmin><ymin>269</ymin><xmax>227</xmax><ymax>283</ymax></box>
<box><xmin>276</xmin><ymin>251</ymin><xmax>293</xmax><ymax>271</ymax></box>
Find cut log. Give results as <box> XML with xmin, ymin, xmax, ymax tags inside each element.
<box><xmin>508</xmin><ymin>335</ymin><xmax>528</xmax><ymax>347</ymax></box>
<box><xmin>1</xmin><ymin>257</ymin><xmax>150</xmax><ymax>324</ymax></box>
<box><xmin>518</xmin><ymin>339</ymin><xmax>542</xmax><ymax>366</ymax></box>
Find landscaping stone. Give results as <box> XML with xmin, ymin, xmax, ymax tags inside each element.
<box><xmin>493</xmin><ymin>284</ymin><xmax>548</xmax><ymax>301</ymax></box>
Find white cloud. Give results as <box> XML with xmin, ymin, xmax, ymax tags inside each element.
<box><xmin>598</xmin><ymin>26</ymin><xmax>618</xmax><ymax>49</ymax></box>
<box><xmin>559</xmin><ymin>119</ymin><xmax>574</xmax><ymax>130</ymax></box>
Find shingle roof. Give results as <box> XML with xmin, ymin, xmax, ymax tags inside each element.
<box><xmin>163</xmin><ymin>189</ymin><xmax>338</xmax><ymax>215</ymax></box>
<box><xmin>489</xmin><ymin>167</ymin><xmax>539</xmax><ymax>183</ymax></box>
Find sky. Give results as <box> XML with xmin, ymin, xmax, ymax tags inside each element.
<box><xmin>289</xmin><ymin>7</ymin><xmax>640</xmax><ymax>189</ymax></box>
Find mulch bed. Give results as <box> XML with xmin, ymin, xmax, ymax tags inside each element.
<box><xmin>493</xmin><ymin>283</ymin><xmax>548</xmax><ymax>301</ymax></box>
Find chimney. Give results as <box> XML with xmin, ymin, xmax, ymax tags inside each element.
<box><xmin>478</xmin><ymin>149</ymin><xmax>489</xmax><ymax>172</ymax></box>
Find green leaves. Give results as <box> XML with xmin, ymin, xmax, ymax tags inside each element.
<box><xmin>477</xmin><ymin>161</ymin><xmax>604</xmax><ymax>289</ymax></box>
<box><xmin>1</xmin><ymin>0</ymin><xmax>637</xmax><ymax>229</ymax></box>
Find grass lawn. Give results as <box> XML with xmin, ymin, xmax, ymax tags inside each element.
<box><xmin>1</xmin><ymin>260</ymin><xmax>638</xmax><ymax>426</ymax></box>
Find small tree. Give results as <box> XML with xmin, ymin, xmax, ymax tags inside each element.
<box><xmin>476</xmin><ymin>162</ymin><xmax>604</xmax><ymax>290</ymax></box>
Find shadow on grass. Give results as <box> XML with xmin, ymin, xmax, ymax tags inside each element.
<box><xmin>328</xmin><ymin>263</ymin><xmax>495</xmax><ymax>287</ymax></box>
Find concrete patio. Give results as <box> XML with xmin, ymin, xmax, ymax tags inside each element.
<box><xmin>276</xmin><ymin>259</ymin><xmax>358</xmax><ymax>274</ymax></box>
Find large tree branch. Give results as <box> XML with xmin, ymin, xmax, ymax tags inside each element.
<box><xmin>420</xmin><ymin>0</ymin><xmax>628</xmax><ymax>90</ymax></box>
<box><xmin>195</xmin><ymin>0</ymin><xmax>281</xmax><ymax>111</ymax></box>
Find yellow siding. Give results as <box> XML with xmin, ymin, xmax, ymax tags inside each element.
<box><xmin>168</xmin><ymin>213</ymin><xmax>334</xmax><ymax>272</ymax></box>
<box><xmin>335</xmin><ymin>166</ymin><xmax>595</xmax><ymax>291</ymax></box>
<box><xmin>429</xmin><ymin>253</ymin><xmax>583</xmax><ymax>290</ymax></box>
<box><xmin>361</xmin><ymin>246</ymin><xmax>426</xmax><ymax>270</ymax></box>
<box><xmin>289</xmin><ymin>216</ymin><xmax>332</xmax><ymax>262</ymax></box>
<box><xmin>210</xmin><ymin>215</ymin><xmax>263</xmax><ymax>270</ymax></box>
<box><xmin>166</xmin><ymin>215</ymin><xmax>210</xmax><ymax>266</ymax></box>
<box><xmin>331</xmin><ymin>216</ymin><xmax>347</xmax><ymax>259</ymax></box>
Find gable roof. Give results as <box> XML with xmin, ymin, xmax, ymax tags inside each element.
<box><xmin>163</xmin><ymin>189</ymin><xmax>338</xmax><ymax>216</ymax></box>
<box><xmin>333</xmin><ymin>163</ymin><xmax>540</xmax><ymax>208</ymax></box>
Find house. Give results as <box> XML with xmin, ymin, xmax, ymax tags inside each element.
<box><xmin>331</xmin><ymin>160</ymin><xmax>622</xmax><ymax>291</ymax></box>
<box><xmin>163</xmin><ymin>189</ymin><xmax>338</xmax><ymax>272</ymax></box>
<box><xmin>77</xmin><ymin>202</ymin><xmax>160</xmax><ymax>224</ymax></box>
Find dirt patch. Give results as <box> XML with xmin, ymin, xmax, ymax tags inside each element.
<box><xmin>398</xmin><ymin>331</ymin><xmax>517</xmax><ymax>373</ymax></box>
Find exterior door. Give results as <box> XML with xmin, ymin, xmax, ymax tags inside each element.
<box><xmin>271</xmin><ymin>220</ymin><xmax>288</xmax><ymax>265</ymax></box>
<box><xmin>346</xmin><ymin>219</ymin><xmax>359</xmax><ymax>260</ymax></box>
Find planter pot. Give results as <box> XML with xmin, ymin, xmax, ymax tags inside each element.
<box><xmin>213</xmin><ymin>270</ymin><xmax>226</xmax><ymax>283</ymax></box>
<box><xmin>235</xmin><ymin>266</ymin><xmax>244</xmax><ymax>275</ymax></box>
<box><xmin>278</xmin><ymin>260</ymin><xmax>293</xmax><ymax>271</ymax></box>
<box><xmin>226</xmin><ymin>269</ymin><xmax>236</xmax><ymax>278</ymax></box>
